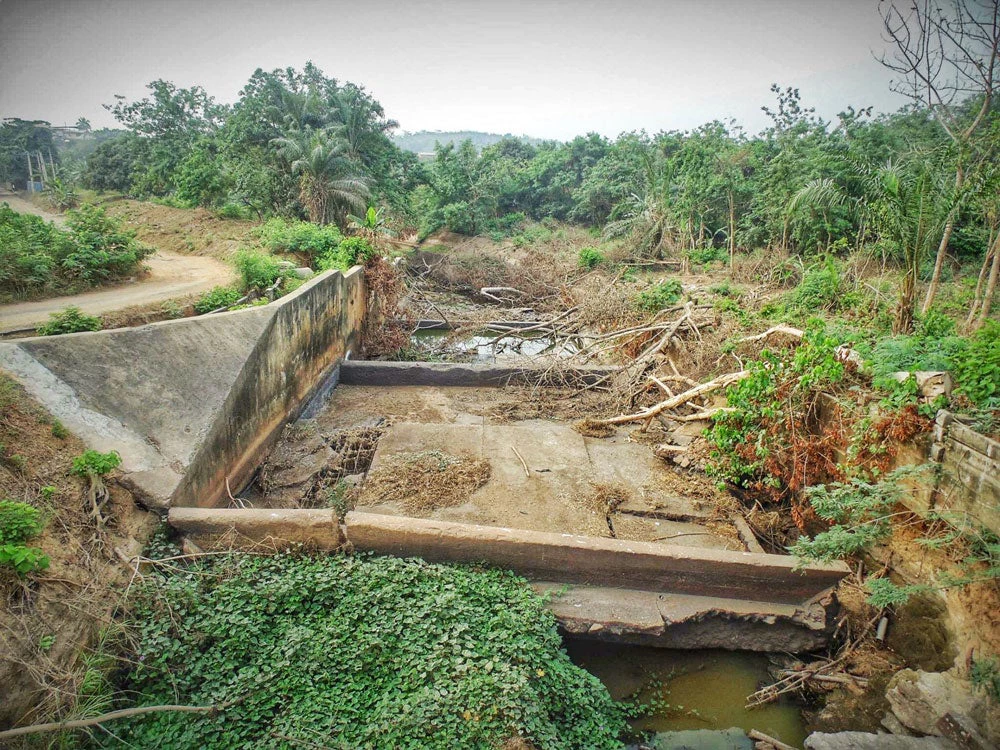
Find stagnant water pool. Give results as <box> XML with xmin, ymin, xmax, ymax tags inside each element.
<box><xmin>410</xmin><ymin>327</ymin><xmax>580</xmax><ymax>363</ymax></box>
<box><xmin>565</xmin><ymin>640</ymin><xmax>807</xmax><ymax>748</ymax></box>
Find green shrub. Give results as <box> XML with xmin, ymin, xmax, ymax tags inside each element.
<box><xmin>257</xmin><ymin>218</ymin><xmax>343</xmax><ymax>261</ymax></box>
<box><xmin>0</xmin><ymin>500</ymin><xmax>44</xmax><ymax>544</ymax></box>
<box><xmin>37</xmin><ymin>306</ymin><xmax>102</xmax><ymax>335</ymax></box>
<box><xmin>485</xmin><ymin>212</ymin><xmax>527</xmax><ymax>240</ymax></box>
<box><xmin>0</xmin><ymin>544</ymin><xmax>49</xmax><ymax>576</ymax></box>
<box><xmin>971</xmin><ymin>656</ymin><xmax>1000</xmax><ymax>703</ymax></box>
<box><xmin>635</xmin><ymin>279</ymin><xmax>683</xmax><ymax>312</ymax></box>
<box><xmin>688</xmin><ymin>246</ymin><xmax>725</xmax><ymax>266</ymax></box>
<box><xmin>0</xmin><ymin>500</ymin><xmax>48</xmax><ymax>576</ymax></box>
<box><xmin>71</xmin><ymin>449</ymin><xmax>121</xmax><ymax>478</ymax></box>
<box><xmin>61</xmin><ymin>204</ymin><xmax>153</xmax><ymax>284</ymax></box>
<box><xmin>788</xmin><ymin>259</ymin><xmax>841</xmax><ymax>311</ymax></box>
<box><xmin>953</xmin><ymin>321</ymin><xmax>1000</xmax><ymax>409</ymax></box>
<box><xmin>234</xmin><ymin>249</ymin><xmax>283</xmax><ymax>292</ymax></box>
<box><xmin>101</xmin><ymin>553</ymin><xmax>629</xmax><ymax>749</ymax></box>
<box><xmin>50</xmin><ymin>420</ymin><xmax>68</xmax><ymax>439</ymax></box>
<box><xmin>194</xmin><ymin>285</ymin><xmax>242</xmax><ymax>314</ymax></box>
<box><xmin>317</xmin><ymin>237</ymin><xmax>376</xmax><ymax>272</ymax></box>
<box><xmin>578</xmin><ymin>246</ymin><xmax>605</xmax><ymax>269</ymax></box>
<box><xmin>216</xmin><ymin>203</ymin><xmax>250</xmax><ymax>220</ymax></box>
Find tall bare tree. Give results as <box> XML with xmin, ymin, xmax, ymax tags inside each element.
<box><xmin>878</xmin><ymin>0</ymin><xmax>1000</xmax><ymax>314</ymax></box>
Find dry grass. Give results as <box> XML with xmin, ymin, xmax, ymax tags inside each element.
<box><xmin>357</xmin><ymin>450</ymin><xmax>491</xmax><ymax>514</ymax></box>
<box><xmin>573</xmin><ymin>419</ymin><xmax>616</xmax><ymax>438</ymax></box>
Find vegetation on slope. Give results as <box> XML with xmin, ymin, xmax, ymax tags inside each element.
<box><xmin>96</xmin><ymin>551</ymin><xmax>628</xmax><ymax>750</ymax></box>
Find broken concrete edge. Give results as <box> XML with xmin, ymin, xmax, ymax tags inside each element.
<box><xmin>339</xmin><ymin>360</ymin><xmax>618</xmax><ymax>387</ymax></box>
<box><xmin>343</xmin><ymin>511</ymin><xmax>848</xmax><ymax>604</ymax></box>
<box><xmin>171</xmin><ymin>266</ymin><xmax>366</xmax><ymax>509</ymax></box>
<box><xmin>537</xmin><ymin>582</ymin><xmax>833</xmax><ymax>652</ymax></box>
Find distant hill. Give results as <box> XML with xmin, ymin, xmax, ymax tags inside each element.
<box><xmin>393</xmin><ymin>130</ymin><xmax>545</xmax><ymax>155</ymax></box>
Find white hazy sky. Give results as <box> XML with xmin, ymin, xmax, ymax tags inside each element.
<box><xmin>0</xmin><ymin>0</ymin><xmax>909</xmax><ymax>139</ymax></box>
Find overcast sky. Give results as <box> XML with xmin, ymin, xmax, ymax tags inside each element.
<box><xmin>0</xmin><ymin>0</ymin><xmax>909</xmax><ymax>139</ymax></box>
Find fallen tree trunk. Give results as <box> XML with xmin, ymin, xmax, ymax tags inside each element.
<box><xmin>594</xmin><ymin>371</ymin><xmax>750</xmax><ymax>426</ymax></box>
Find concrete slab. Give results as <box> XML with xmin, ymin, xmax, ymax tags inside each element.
<box><xmin>358</xmin><ymin>421</ymin><xmax>728</xmax><ymax>543</ymax></box>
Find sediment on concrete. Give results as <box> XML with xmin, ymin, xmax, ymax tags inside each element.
<box><xmin>339</xmin><ymin>360</ymin><xmax>616</xmax><ymax>387</ymax></box>
<box><xmin>344</xmin><ymin>511</ymin><xmax>848</xmax><ymax>604</ymax></box>
<box><xmin>168</xmin><ymin>507</ymin><xmax>344</xmax><ymax>550</ymax></box>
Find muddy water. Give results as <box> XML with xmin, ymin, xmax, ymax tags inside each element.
<box><xmin>410</xmin><ymin>328</ymin><xmax>577</xmax><ymax>362</ymax></box>
<box><xmin>565</xmin><ymin>640</ymin><xmax>807</xmax><ymax>748</ymax></box>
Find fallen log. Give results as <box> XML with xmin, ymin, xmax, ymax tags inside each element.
<box><xmin>594</xmin><ymin>371</ymin><xmax>750</xmax><ymax>426</ymax></box>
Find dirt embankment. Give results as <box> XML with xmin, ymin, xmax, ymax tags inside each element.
<box><xmin>0</xmin><ymin>374</ymin><xmax>156</xmax><ymax>729</ymax></box>
<box><xmin>102</xmin><ymin>199</ymin><xmax>258</xmax><ymax>260</ymax></box>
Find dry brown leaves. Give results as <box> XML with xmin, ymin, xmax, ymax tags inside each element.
<box><xmin>357</xmin><ymin>450</ymin><xmax>491</xmax><ymax>514</ymax></box>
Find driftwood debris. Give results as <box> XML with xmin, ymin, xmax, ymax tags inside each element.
<box><xmin>594</xmin><ymin>371</ymin><xmax>750</xmax><ymax>427</ymax></box>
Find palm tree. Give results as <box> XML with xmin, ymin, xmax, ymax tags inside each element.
<box><xmin>273</xmin><ymin>129</ymin><xmax>370</xmax><ymax>227</ymax></box>
<box><xmin>601</xmin><ymin>151</ymin><xmax>676</xmax><ymax>258</ymax></box>
<box><xmin>787</xmin><ymin>154</ymin><xmax>954</xmax><ymax>333</ymax></box>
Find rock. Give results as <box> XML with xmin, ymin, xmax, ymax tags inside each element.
<box><xmin>339</xmin><ymin>473</ymin><xmax>365</xmax><ymax>487</ymax></box>
<box><xmin>886</xmin><ymin>670</ymin><xmax>982</xmax><ymax>738</ymax></box>
<box><xmin>888</xmin><ymin>371</ymin><xmax>952</xmax><ymax>402</ymax></box>
<box><xmin>263</xmin><ymin>426</ymin><xmax>335</xmax><ymax>490</ymax></box>
<box><xmin>292</xmin><ymin>267</ymin><xmax>314</xmax><ymax>279</ymax></box>
<box><xmin>276</xmin><ymin>260</ymin><xmax>296</xmax><ymax>270</ymax></box>
<box><xmin>804</xmin><ymin>732</ymin><xmax>959</xmax><ymax>749</ymax></box>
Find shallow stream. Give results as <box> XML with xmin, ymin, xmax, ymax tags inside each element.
<box><xmin>565</xmin><ymin>640</ymin><xmax>807</xmax><ymax>749</ymax></box>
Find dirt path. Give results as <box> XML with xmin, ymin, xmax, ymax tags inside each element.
<box><xmin>0</xmin><ymin>191</ymin><xmax>235</xmax><ymax>332</ymax></box>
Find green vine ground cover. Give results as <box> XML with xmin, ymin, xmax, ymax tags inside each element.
<box><xmin>94</xmin><ymin>551</ymin><xmax>629</xmax><ymax>749</ymax></box>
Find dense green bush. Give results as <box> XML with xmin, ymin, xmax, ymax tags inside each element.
<box><xmin>635</xmin><ymin>279</ymin><xmax>683</xmax><ymax>312</ymax></box>
<box><xmin>71</xmin><ymin>449</ymin><xmax>121</xmax><ymax>478</ymax></box>
<box><xmin>317</xmin><ymin>236</ymin><xmax>376</xmax><ymax>272</ymax></box>
<box><xmin>257</xmin><ymin>218</ymin><xmax>343</xmax><ymax>260</ymax></box>
<box><xmin>101</xmin><ymin>553</ymin><xmax>628</xmax><ymax>749</ymax></box>
<box><xmin>0</xmin><ymin>204</ymin><xmax>151</xmax><ymax>300</ymax></box>
<box><xmin>787</xmin><ymin>259</ymin><xmax>842</xmax><ymax>312</ymax></box>
<box><xmin>234</xmin><ymin>249</ymin><xmax>284</xmax><ymax>291</ymax></box>
<box><xmin>194</xmin><ymin>285</ymin><xmax>242</xmax><ymax>314</ymax></box>
<box><xmin>578</xmin><ymin>246</ymin><xmax>605</xmax><ymax>269</ymax></box>
<box><xmin>37</xmin><ymin>306</ymin><xmax>102</xmax><ymax>335</ymax></box>
<box><xmin>953</xmin><ymin>321</ymin><xmax>1000</xmax><ymax>409</ymax></box>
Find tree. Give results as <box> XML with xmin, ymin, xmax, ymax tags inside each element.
<box><xmin>878</xmin><ymin>0</ymin><xmax>1000</xmax><ymax>313</ymax></box>
<box><xmin>273</xmin><ymin>129</ymin><xmax>370</xmax><ymax>227</ymax></box>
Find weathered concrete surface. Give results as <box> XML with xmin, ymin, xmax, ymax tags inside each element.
<box><xmin>339</xmin><ymin>360</ymin><xmax>616</xmax><ymax>387</ymax></box>
<box><xmin>927</xmin><ymin>411</ymin><xmax>1000</xmax><ymax>536</ymax></box>
<box><xmin>344</xmin><ymin>511</ymin><xmax>848</xmax><ymax>604</ymax></box>
<box><xmin>804</xmin><ymin>733</ymin><xmax>959</xmax><ymax>750</ymax></box>
<box><xmin>361</xmin><ymin>421</ymin><xmax>744</xmax><ymax>548</ymax></box>
<box><xmin>169</xmin><ymin>507</ymin><xmax>343</xmax><ymax>549</ymax></box>
<box><xmin>537</xmin><ymin>583</ymin><xmax>831</xmax><ymax>651</ymax></box>
<box><xmin>174</xmin><ymin>266</ymin><xmax>365</xmax><ymax>508</ymax></box>
<box><xmin>0</xmin><ymin>267</ymin><xmax>365</xmax><ymax>509</ymax></box>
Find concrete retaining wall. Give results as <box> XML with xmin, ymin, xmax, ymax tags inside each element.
<box><xmin>339</xmin><ymin>360</ymin><xmax>616</xmax><ymax>387</ymax></box>
<box><xmin>173</xmin><ymin>267</ymin><xmax>365</xmax><ymax>508</ymax></box>
<box><xmin>0</xmin><ymin>267</ymin><xmax>365</xmax><ymax>509</ymax></box>
<box><xmin>927</xmin><ymin>411</ymin><xmax>1000</xmax><ymax>535</ymax></box>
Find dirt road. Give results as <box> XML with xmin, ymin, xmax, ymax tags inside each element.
<box><xmin>0</xmin><ymin>191</ymin><xmax>235</xmax><ymax>332</ymax></box>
